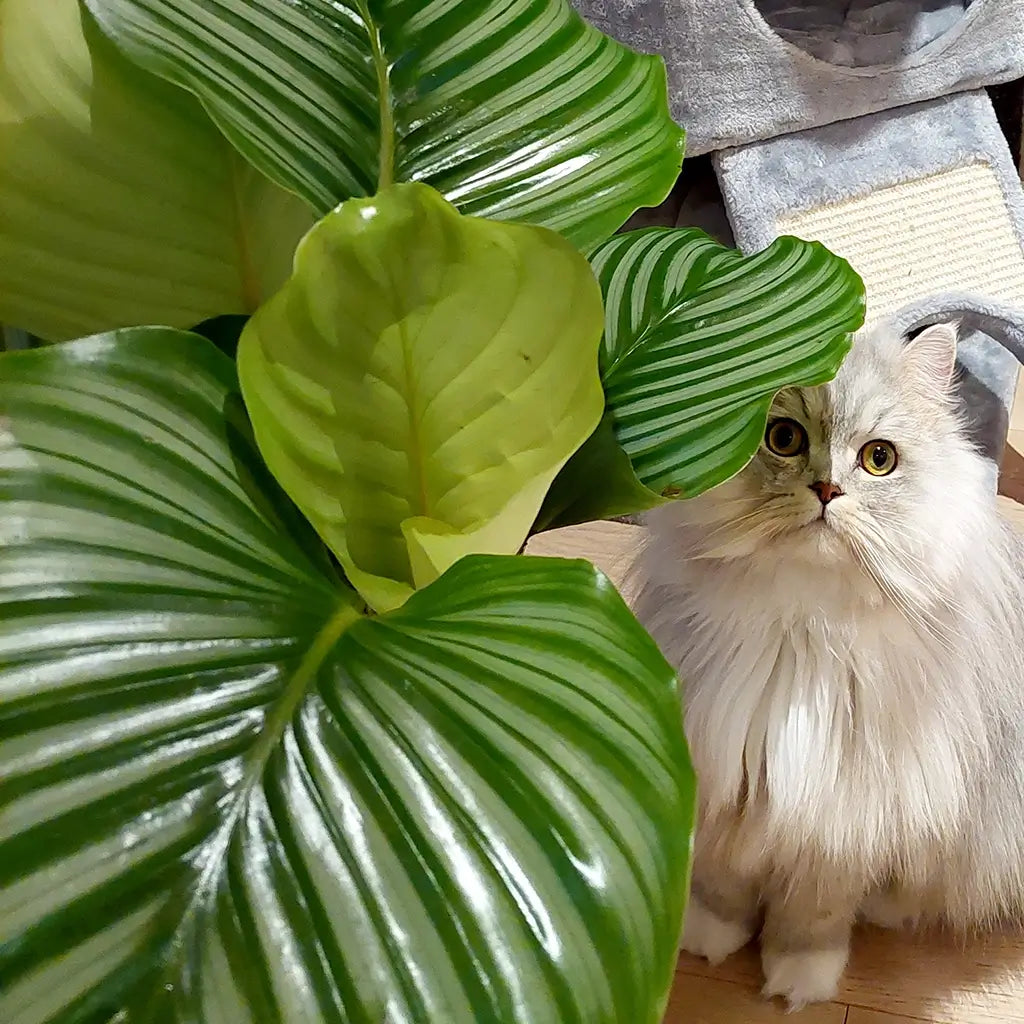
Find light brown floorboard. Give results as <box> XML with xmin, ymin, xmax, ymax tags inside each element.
<box><xmin>671</xmin><ymin>928</ymin><xmax>1024</xmax><ymax>1023</ymax></box>
<box><xmin>665</xmin><ymin>972</ymin><xmax>847</xmax><ymax>1023</ymax></box>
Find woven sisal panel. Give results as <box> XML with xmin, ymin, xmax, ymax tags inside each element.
<box><xmin>777</xmin><ymin>162</ymin><xmax>1024</xmax><ymax>324</ymax></box>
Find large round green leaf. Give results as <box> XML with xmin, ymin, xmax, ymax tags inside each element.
<box><xmin>84</xmin><ymin>0</ymin><xmax>685</xmax><ymax>251</ymax></box>
<box><xmin>592</xmin><ymin>228</ymin><xmax>865</xmax><ymax>499</ymax></box>
<box><xmin>237</xmin><ymin>183</ymin><xmax>605</xmax><ymax>612</ymax></box>
<box><xmin>0</xmin><ymin>0</ymin><xmax>313</xmax><ymax>341</ymax></box>
<box><xmin>0</xmin><ymin>330</ymin><xmax>694</xmax><ymax>1024</ymax></box>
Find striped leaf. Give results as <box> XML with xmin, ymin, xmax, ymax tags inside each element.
<box><xmin>84</xmin><ymin>0</ymin><xmax>685</xmax><ymax>251</ymax></box>
<box><xmin>238</xmin><ymin>183</ymin><xmax>605</xmax><ymax>612</ymax></box>
<box><xmin>0</xmin><ymin>0</ymin><xmax>313</xmax><ymax>342</ymax></box>
<box><xmin>0</xmin><ymin>329</ymin><xmax>694</xmax><ymax>1024</ymax></box>
<box><xmin>592</xmin><ymin>228</ymin><xmax>865</xmax><ymax>498</ymax></box>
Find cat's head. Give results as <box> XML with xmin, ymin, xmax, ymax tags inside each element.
<box><xmin>658</xmin><ymin>321</ymin><xmax>992</xmax><ymax>606</ymax></box>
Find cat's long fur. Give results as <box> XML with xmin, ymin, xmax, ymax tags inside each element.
<box><xmin>630</xmin><ymin>323</ymin><xmax>1024</xmax><ymax>1008</ymax></box>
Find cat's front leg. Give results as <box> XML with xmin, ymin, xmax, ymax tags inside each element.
<box><xmin>680</xmin><ymin>866</ymin><xmax>760</xmax><ymax>965</ymax></box>
<box><xmin>760</xmin><ymin>874</ymin><xmax>861</xmax><ymax>1010</ymax></box>
<box><xmin>860</xmin><ymin>883</ymin><xmax>922</xmax><ymax>930</ymax></box>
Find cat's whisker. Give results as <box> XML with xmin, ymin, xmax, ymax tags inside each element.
<box><xmin>850</xmin><ymin>547</ymin><xmax>949</xmax><ymax>652</ymax></box>
<box><xmin>696</xmin><ymin>504</ymin><xmax>810</xmax><ymax>558</ymax></box>
<box><xmin>840</xmin><ymin>507</ymin><xmax>973</xmax><ymax>635</ymax></box>
<box><xmin>837</xmin><ymin>509</ymin><xmax>944</xmax><ymax>629</ymax></box>
<box><xmin>847</xmin><ymin>533</ymin><xmax>959</xmax><ymax>654</ymax></box>
<box><xmin>885</xmin><ymin>547</ymin><xmax>972</xmax><ymax>623</ymax></box>
<box><xmin>690</xmin><ymin>503</ymin><xmax>799</xmax><ymax>550</ymax></box>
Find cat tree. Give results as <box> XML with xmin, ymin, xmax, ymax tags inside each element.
<box><xmin>575</xmin><ymin>0</ymin><xmax>1024</xmax><ymax>473</ymax></box>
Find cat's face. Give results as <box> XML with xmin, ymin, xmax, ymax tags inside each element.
<box><xmin>666</xmin><ymin>323</ymin><xmax>990</xmax><ymax>606</ymax></box>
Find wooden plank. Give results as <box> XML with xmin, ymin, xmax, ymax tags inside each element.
<box><xmin>1000</xmin><ymin>442</ymin><xmax>1024</xmax><ymax>507</ymax></box>
<box><xmin>845</xmin><ymin>1009</ymin><xmax>934</xmax><ymax>1024</ymax></box>
<box><xmin>677</xmin><ymin>946</ymin><xmax>762</xmax><ymax>988</ymax></box>
<box><xmin>1000</xmin><ymin>491</ymin><xmax>1024</xmax><ymax>531</ymax></box>
<box><xmin>663</xmin><ymin>972</ymin><xmax>846</xmax><ymax>1024</ymax></box>
<box><xmin>841</xmin><ymin>927</ymin><xmax>1024</xmax><ymax>1024</ymax></box>
<box><xmin>676</xmin><ymin>927</ymin><xmax>1024</xmax><ymax>1024</ymax></box>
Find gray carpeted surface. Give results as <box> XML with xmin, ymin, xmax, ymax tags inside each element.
<box><xmin>571</xmin><ymin>0</ymin><xmax>1024</xmax><ymax>154</ymax></box>
<box><xmin>759</xmin><ymin>0</ymin><xmax>971</xmax><ymax>68</ymax></box>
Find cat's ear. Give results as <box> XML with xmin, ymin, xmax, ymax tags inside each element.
<box><xmin>901</xmin><ymin>322</ymin><xmax>958</xmax><ymax>393</ymax></box>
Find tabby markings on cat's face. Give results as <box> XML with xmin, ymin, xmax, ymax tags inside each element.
<box><xmin>746</xmin><ymin>383</ymin><xmax>910</xmax><ymax>560</ymax></box>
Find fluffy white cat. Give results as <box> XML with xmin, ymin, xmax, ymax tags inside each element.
<box><xmin>630</xmin><ymin>322</ymin><xmax>1024</xmax><ymax>1009</ymax></box>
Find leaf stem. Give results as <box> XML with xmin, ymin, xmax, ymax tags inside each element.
<box><xmin>359</xmin><ymin>3</ymin><xmax>395</xmax><ymax>190</ymax></box>
<box><xmin>147</xmin><ymin>595</ymin><xmax>362</xmax><ymax>1005</ymax></box>
<box><xmin>241</xmin><ymin>597</ymin><xmax>361</xmax><ymax>783</ymax></box>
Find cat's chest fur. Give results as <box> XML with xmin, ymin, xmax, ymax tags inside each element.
<box><xmin>643</xmin><ymin>574</ymin><xmax>982</xmax><ymax>872</ymax></box>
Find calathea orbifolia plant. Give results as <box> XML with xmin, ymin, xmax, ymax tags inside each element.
<box><xmin>0</xmin><ymin>1</ymin><xmax>865</xmax><ymax>1021</ymax></box>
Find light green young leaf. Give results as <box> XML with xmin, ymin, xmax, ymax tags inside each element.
<box><xmin>84</xmin><ymin>0</ymin><xmax>685</xmax><ymax>251</ymax></box>
<box><xmin>238</xmin><ymin>183</ymin><xmax>604</xmax><ymax>611</ymax></box>
<box><xmin>0</xmin><ymin>330</ymin><xmax>694</xmax><ymax>1024</ymax></box>
<box><xmin>0</xmin><ymin>0</ymin><xmax>312</xmax><ymax>340</ymax></box>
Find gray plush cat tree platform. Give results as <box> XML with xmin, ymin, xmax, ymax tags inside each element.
<box><xmin>581</xmin><ymin>1</ymin><xmax>1024</xmax><ymax>156</ymax></box>
<box><xmin>576</xmin><ymin>0</ymin><xmax>1024</xmax><ymax>474</ymax></box>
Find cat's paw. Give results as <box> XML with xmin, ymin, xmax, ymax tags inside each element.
<box><xmin>860</xmin><ymin>888</ymin><xmax>920</xmax><ymax>930</ymax></box>
<box><xmin>761</xmin><ymin>948</ymin><xmax>846</xmax><ymax>1011</ymax></box>
<box><xmin>680</xmin><ymin>896</ymin><xmax>754</xmax><ymax>965</ymax></box>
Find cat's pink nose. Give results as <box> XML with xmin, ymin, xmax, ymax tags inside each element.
<box><xmin>810</xmin><ymin>481</ymin><xmax>843</xmax><ymax>505</ymax></box>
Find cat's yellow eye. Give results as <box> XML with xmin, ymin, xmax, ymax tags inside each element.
<box><xmin>765</xmin><ymin>418</ymin><xmax>807</xmax><ymax>457</ymax></box>
<box><xmin>859</xmin><ymin>440</ymin><xmax>898</xmax><ymax>476</ymax></box>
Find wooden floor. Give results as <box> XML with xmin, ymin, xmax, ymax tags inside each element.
<box><xmin>526</xmin><ymin>458</ymin><xmax>1024</xmax><ymax>1024</ymax></box>
<box><xmin>670</xmin><ymin>929</ymin><xmax>1024</xmax><ymax>1023</ymax></box>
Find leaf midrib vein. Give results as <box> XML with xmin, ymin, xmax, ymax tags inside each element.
<box><xmin>146</xmin><ymin>596</ymin><xmax>362</xmax><ymax>1004</ymax></box>
<box><xmin>357</xmin><ymin>1</ymin><xmax>394</xmax><ymax>190</ymax></box>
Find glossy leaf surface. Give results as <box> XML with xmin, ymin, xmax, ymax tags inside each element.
<box><xmin>85</xmin><ymin>0</ymin><xmax>685</xmax><ymax>250</ymax></box>
<box><xmin>0</xmin><ymin>0</ymin><xmax>312</xmax><ymax>340</ymax></box>
<box><xmin>0</xmin><ymin>329</ymin><xmax>694</xmax><ymax>1023</ymax></box>
<box><xmin>238</xmin><ymin>183</ymin><xmax>604</xmax><ymax>612</ymax></box>
<box><xmin>592</xmin><ymin>228</ymin><xmax>866</xmax><ymax>497</ymax></box>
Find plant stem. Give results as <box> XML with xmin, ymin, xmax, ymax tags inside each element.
<box><xmin>360</xmin><ymin>4</ymin><xmax>395</xmax><ymax>190</ymax></box>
